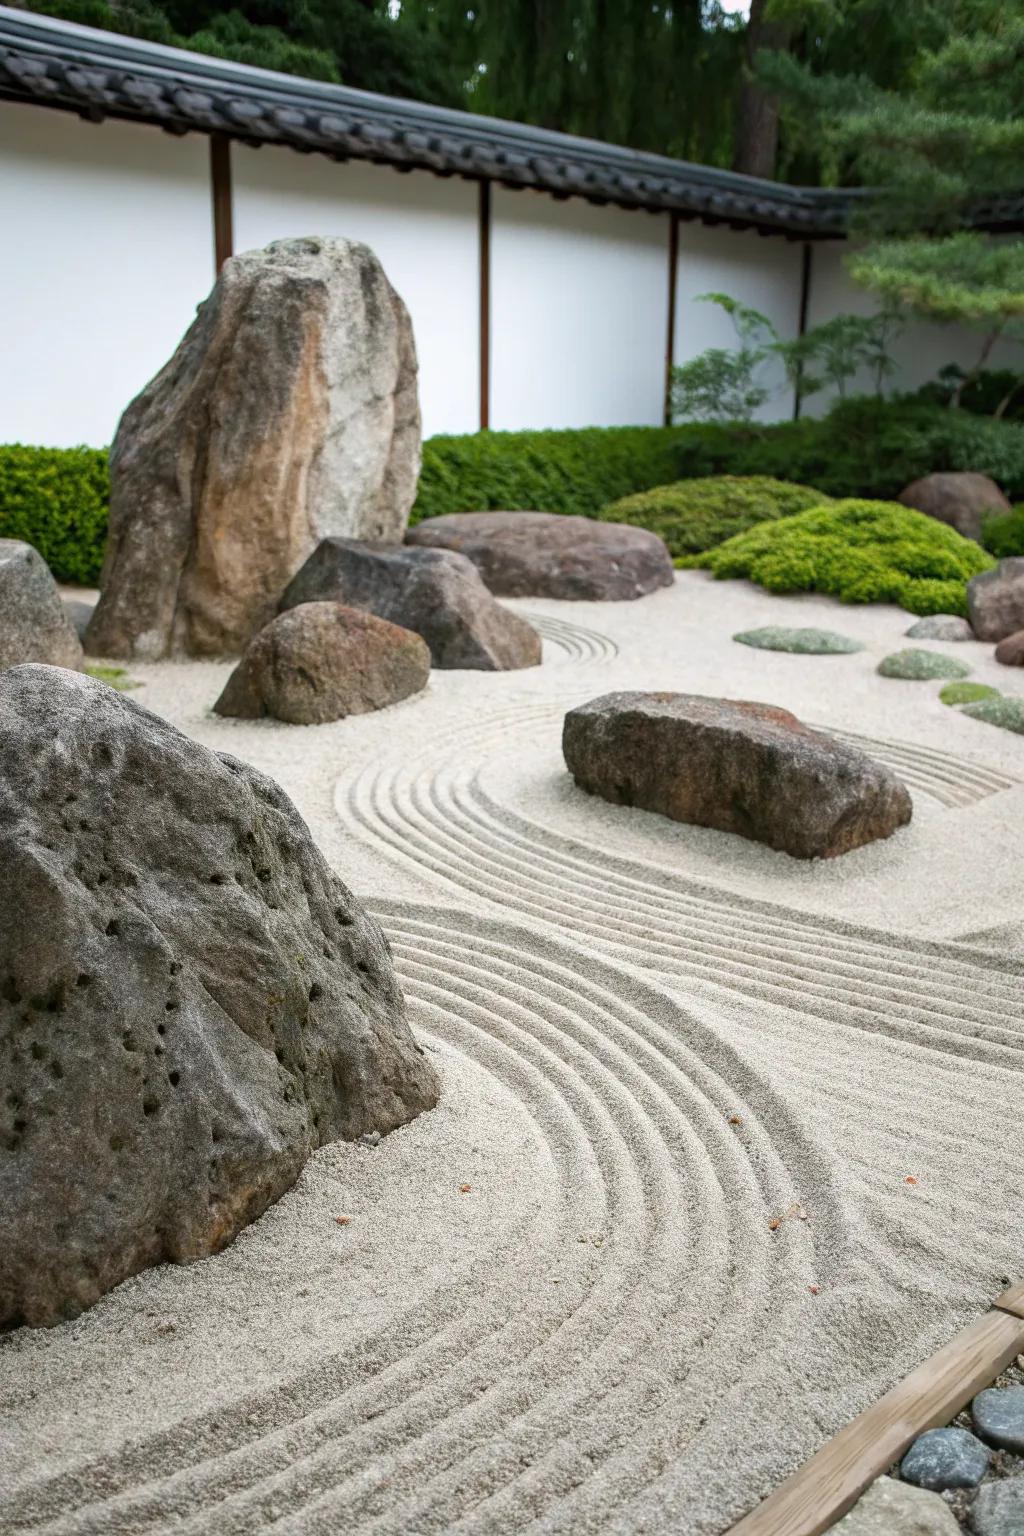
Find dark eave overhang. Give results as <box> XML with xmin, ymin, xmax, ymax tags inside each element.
<box><xmin>4</xmin><ymin>6</ymin><xmax>1018</xmax><ymax>240</ymax></box>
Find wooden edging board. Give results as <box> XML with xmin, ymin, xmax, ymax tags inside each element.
<box><xmin>727</xmin><ymin>1284</ymin><xmax>1024</xmax><ymax>1536</ymax></box>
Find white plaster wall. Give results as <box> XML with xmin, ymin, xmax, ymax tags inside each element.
<box><xmin>489</xmin><ymin>188</ymin><xmax>668</xmax><ymax>430</ymax></box>
<box><xmin>0</xmin><ymin>102</ymin><xmax>214</xmax><ymax>448</ymax></box>
<box><xmin>804</xmin><ymin>242</ymin><xmax>1024</xmax><ymax>412</ymax></box>
<box><xmin>673</xmin><ymin>221</ymin><xmax>804</xmax><ymax>422</ymax></box>
<box><xmin>232</xmin><ymin>148</ymin><xmax>479</xmax><ymax>439</ymax></box>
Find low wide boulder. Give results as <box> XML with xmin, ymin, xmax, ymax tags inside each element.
<box><xmin>86</xmin><ymin>237</ymin><xmax>421</xmax><ymax>660</ymax></box>
<box><xmin>0</xmin><ymin>540</ymin><xmax>83</xmax><ymax>672</ymax></box>
<box><xmin>280</xmin><ymin>540</ymin><xmax>541</xmax><ymax>671</ymax></box>
<box><xmin>898</xmin><ymin>472</ymin><xmax>1010</xmax><ymax>542</ymax></box>
<box><xmin>562</xmin><ymin>692</ymin><xmax>912</xmax><ymax>860</ymax></box>
<box><xmin>214</xmin><ymin>602</ymin><xmax>430</xmax><ymax>724</ymax></box>
<box><xmin>0</xmin><ymin>666</ymin><xmax>438</xmax><ymax>1327</ymax></box>
<box><xmin>406</xmin><ymin>511</ymin><xmax>675</xmax><ymax>600</ymax></box>
<box><xmin>968</xmin><ymin>557</ymin><xmax>1024</xmax><ymax>641</ymax></box>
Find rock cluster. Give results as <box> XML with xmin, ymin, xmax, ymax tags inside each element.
<box><xmin>280</xmin><ymin>539</ymin><xmax>540</xmax><ymax>671</ymax></box>
<box><xmin>0</xmin><ymin>665</ymin><xmax>438</xmax><ymax>1327</ymax></box>
<box><xmin>562</xmin><ymin>691</ymin><xmax>912</xmax><ymax>860</ymax></box>
<box><xmin>406</xmin><ymin>511</ymin><xmax>675</xmax><ymax>600</ymax></box>
<box><xmin>0</xmin><ymin>540</ymin><xmax>83</xmax><ymax>672</ymax></box>
<box><xmin>86</xmin><ymin>237</ymin><xmax>421</xmax><ymax>660</ymax></box>
<box><xmin>214</xmin><ymin>602</ymin><xmax>430</xmax><ymax>724</ymax></box>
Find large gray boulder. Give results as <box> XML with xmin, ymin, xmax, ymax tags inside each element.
<box><xmin>0</xmin><ymin>666</ymin><xmax>438</xmax><ymax>1327</ymax></box>
<box><xmin>0</xmin><ymin>540</ymin><xmax>83</xmax><ymax>672</ymax></box>
<box><xmin>280</xmin><ymin>540</ymin><xmax>541</xmax><ymax>671</ymax></box>
<box><xmin>968</xmin><ymin>557</ymin><xmax>1024</xmax><ymax>640</ymax></box>
<box><xmin>898</xmin><ymin>472</ymin><xmax>1010</xmax><ymax>542</ymax></box>
<box><xmin>214</xmin><ymin>602</ymin><xmax>430</xmax><ymax>724</ymax></box>
<box><xmin>563</xmin><ymin>692</ymin><xmax>912</xmax><ymax>860</ymax></box>
<box><xmin>406</xmin><ymin>511</ymin><xmax>675</xmax><ymax>600</ymax></box>
<box><xmin>86</xmin><ymin>237</ymin><xmax>421</xmax><ymax>661</ymax></box>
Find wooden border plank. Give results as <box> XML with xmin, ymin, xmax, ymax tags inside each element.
<box><xmin>993</xmin><ymin>1283</ymin><xmax>1024</xmax><ymax>1320</ymax></box>
<box><xmin>210</xmin><ymin>132</ymin><xmax>233</xmax><ymax>275</ymax></box>
<box><xmin>729</xmin><ymin>1304</ymin><xmax>1024</xmax><ymax>1536</ymax></box>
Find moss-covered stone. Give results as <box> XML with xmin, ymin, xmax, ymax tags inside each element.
<box><xmin>733</xmin><ymin>626</ymin><xmax>864</xmax><ymax>654</ymax></box>
<box><xmin>959</xmin><ymin>694</ymin><xmax>1024</xmax><ymax>734</ymax></box>
<box><xmin>877</xmin><ymin>649</ymin><xmax>972</xmax><ymax>681</ymax></box>
<box><xmin>85</xmin><ymin>664</ymin><xmax>142</xmax><ymax>692</ymax></box>
<box><xmin>939</xmin><ymin>681</ymin><xmax>1001</xmax><ymax>707</ymax></box>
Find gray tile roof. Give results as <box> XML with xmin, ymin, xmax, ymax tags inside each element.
<box><xmin>2</xmin><ymin>6</ymin><xmax>1020</xmax><ymax>238</ymax></box>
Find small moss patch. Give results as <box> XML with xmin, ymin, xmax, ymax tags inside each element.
<box><xmin>959</xmin><ymin>695</ymin><xmax>1024</xmax><ymax>734</ymax></box>
<box><xmin>877</xmin><ymin>649</ymin><xmax>972</xmax><ymax>681</ymax></box>
<box><xmin>939</xmin><ymin>681</ymin><xmax>1001</xmax><ymax>707</ymax></box>
<box><xmin>733</xmin><ymin>626</ymin><xmax>864</xmax><ymax>655</ymax></box>
<box><xmin>86</xmin><ymin>665</ymin><xmax>141</xmax><ymax>693</ymax></box>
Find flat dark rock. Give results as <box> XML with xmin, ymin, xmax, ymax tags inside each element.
<box><xmin>280</xmin><ymin>539</ymin><xmax>540</xmax><ymax>671</ymax></box>
<box><xmin>899</xmin><ymin>1426</ymin><xmax>989</xmax><ymax>1490</ymax></box>
<box><xmin>972</xmin><ymin>1387</ymin><xmax>1024</xmax><ymax>1452</ymax></box>
<box><xmin>0</xmin><ymin>665</ymin><xmax>438</xmax><ymax>1327</ymax></box>
<box><xmin>562</xmin><ymin>691</ymin><xmax>912</xmax><ymax>860</ymax></box>
<box><xmin>214</xmin><ymin>602</ymin><xmax>430</xmax><ymax>724</ymax></box>
<box><xmin>406</xmin><ymin>511</ymin><xmax>675</xmax><ymax>600</ymax></box>
<box><xmin>0</xmin><ymin>540</ymin><xmax>83</xmax><ymax>673</ymax></box>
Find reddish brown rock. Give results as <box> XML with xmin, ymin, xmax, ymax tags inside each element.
<box><xmin>994</xmin><ymin>629</ymin><xmax>1024</xmax><ymax>666</ymax></box>
<box><xmin>898</xmin><ymin>472</ymin><xmax>1010</xmax><ymax>542</ymax></box>
<box><xmin>562</xmin><ymin>692</ymin><xmax>912</xmax><ymax>860</ymax></box>
<box><xmin>214</xmin><ymin>602</ymin><xmax>430</xmax><ymax>724</ymax></box>
<box><xmin>406</xmin><ymin>511</ymin><xmax>675</xmax><ymax>600</ymax></box>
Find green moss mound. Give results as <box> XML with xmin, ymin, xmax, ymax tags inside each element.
<box><xmin>939</xmin><ymin>681</ymin><xmax>1001</xmax><ymax>706</ymax></box>
<box><xmin>85</xmin><ymin>664</ymin><xmax>141</xmax><ymax>693</ymax></box>
<box><xmin>694</xmin><ymin>499</ymin><xmax>995</xmax><ymax>617</ymax></box>
<box><xmin>959</xmin><ymin>694</ymin><xmax>1024</xmax><ymax>734</ymax></box>
<box><xmin>0</xmin><ymin>445</ymin><xmax>110</xmax><ymax>584</ymax></box>
<box><xmin>733</xmin><ymin>626</ymin><xmax>863</xmax><ymax>655</ymax></box>
<box><xmin>878</xmin><ymin>649</ymin><xmax>972</xmax><ymax>680</ymax></box>
<box><xmin>600</xmin><ymin>476</ymin><xmax>830</xmax><ymax>562</ymax></box>
<box><xmin>982</xmin><ymin>504</ymin><xmax>1024</xmax><ymax>560</ymax></box>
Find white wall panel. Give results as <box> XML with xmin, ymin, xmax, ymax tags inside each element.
<box><xmin>232</xmin><ymin>148</ymin><xmax>479</xmax><ymax>440</ymax></box>
<box><xmin>489</xmin><ymin>189</ymin><xmax>667</xmax><ymax>431</ymax></box>
<box><xmin>672</xmin><ymin>222</ymin><xmax>803</xmax><ymax>422</ymax></box>
<box><xmin>0</xmin><ymin>103</ymin><xmax>213</xmax><ymax>448</ymax></box>
<box><xmin>804</xmin><ymin>242</ymin><xmax>1021</xmax><ymax>413</ymax></box>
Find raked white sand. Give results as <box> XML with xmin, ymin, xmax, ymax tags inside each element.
<box><xmin>3</xmin><ymin>570</ymin><xmax>1023</xmax><ymax>1536</ymax></box>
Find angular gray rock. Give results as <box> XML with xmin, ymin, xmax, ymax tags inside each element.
<box><xmin>0</xmin><ymin>540</ymin><xmax>83</xmax><ymax>672</ymax></box>
<box><xmin>562</xmin><ymin>692</ymin><xmax>912</xmax><ymax>860</ymax></box>
<box><xmin>86</xmin><ymin>237</ymin><xmax>421</xmax><ymax>661</ymax></box>
<box><xmin>0</xmin><ymin>665</ymin><xmax>438</xmax><ymax>1327</ymax></box>
<box><xmin>899</xmin><ymin>1426</ymin><xmax>989</xmax><ymax>1489</ymax></box>
<box><xmin>62</xmin><ymin>596</ymin><xmax>96</xmax><ymax>643</ymax></box>
<box><xmin>898</xmin><ymin>472</ymin><xmax>1011</xmax><ymax>542</ymax></box>
<box><xmin>972</xmin><ymin>1386</ymin><xmax>1024</xmax><ymax>1452</ymax></box>
<box><xmin>280</xmin><ymin>540</ymin><xmax>541</xmax><ymax>671</ymax></box>
<box><xmin>904</xmin><ymin>614</ymin><xmax>975</xmax><ymax>642</ymax></box>
<box><xmin>214</xmin><ymin>602</ymin><xmax>430</xmax><ymax>724</ymax></box>
<box><xmin>406</xmin><ymin>511</ymin><xmax>675</xmax><ymax>601</ymax></box>
<box><xmin>831</xmin><ymin>1476</ymin><xmax>958</xmax><ymax>1535</ymax></box>
<box><xmin>971</xmin><ymin>1481</ymin><xmax>1024</xmax><ymax>1536</ymax></box>
<box><xmin>967</xmin><ymin>558</ymin><xmax>1024</xmax><ymax>641</ymax></box>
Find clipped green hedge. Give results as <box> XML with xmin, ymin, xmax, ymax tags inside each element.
<box><xmin>693</xmin><ymin>500</ymin><xmax>995</xmax><ymax>617</ymax></box>
<box><xmin>600</xmin><ymin>475</ymin><xmax>830</xmax><ymax>561</ymax></box>
<box><xmin>412</xmin><ymin>426</ymin><xmax>682</xmax><ymax>525</ymax></box>
<box><xmin>982</xmin><ymin>504</ymin><xmax>1024</xmax><ymax>559</ymax></box>
<box><xmin>0</xmin><ymin>445</ymin><xmax>109</xmax><ymax>584</ymax></box>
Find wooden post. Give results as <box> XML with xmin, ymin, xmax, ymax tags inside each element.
<box><xmin>210</xmin><ymin>133</ymin><xmax>234</xmax><ymax>276</ymax></box>
<box><xmin>479</xmin><ymin>179</ymin><xmax>491</xmax><ymax>432</ymax></box>
<box><xmin>664</xmin><ymin>212</ymin><xmax>679</xmax><ymax>426</ymax></box>
<box><xmin>793</xmin><ymin>240</ymin><xmax>812</xmax><ymax>420</ymax></box>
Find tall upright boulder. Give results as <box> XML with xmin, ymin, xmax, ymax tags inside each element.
<box><xmin>86</xmin><ymin>237</ymin><xmax>421</xmax><ymax>660</ymax></box>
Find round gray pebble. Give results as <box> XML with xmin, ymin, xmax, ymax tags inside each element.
<box><xmin>899</xmin><ymin>1426</ymin><xmax>990</xmax><ymax>1490</ymax></box>
<box><xmin>905</xmin><ymin>615</ymin><xmax>975</xmax><ymax>641</ymax></box>
<box><xmin>972</xmin><ymin>1386</ymin><xmax>1024</xmax><ymax>1452</ymax></box>
<box><xmin>970</xmin><ymin>1479</ymin><xmax>1024</xmax><ymax>1536</ymax></box>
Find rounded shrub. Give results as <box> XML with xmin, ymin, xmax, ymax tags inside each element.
<box><xmin>599</xmin><ymin>475</ymin><xmax>830</xmax><ymax>562</ymax></box>
<box><xmin>0</xmin><ymin>444</ymin><xmax>109</xmax><ymax>584</ymax></box>
<box><xmin>693</xmin><ymin>499</ymin><xmax>996</xmax><ymax>617</ymax></box>
<box><xmin>981</xmin><ymin>505</ymin><xmax>1024</xmax><ymax>560</ymax></box>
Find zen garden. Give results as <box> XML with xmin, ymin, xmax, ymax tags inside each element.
<box><xmin>3</xmin><ymin>2</ymin><xmax>1024</xmax><ymax>1534</ymax></box>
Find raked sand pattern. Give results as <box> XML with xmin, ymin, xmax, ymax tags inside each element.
<box><xmin>3</xmin><ymin>572</ymin><xmax>1023</xmax><ymax>1536</ymax></box>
